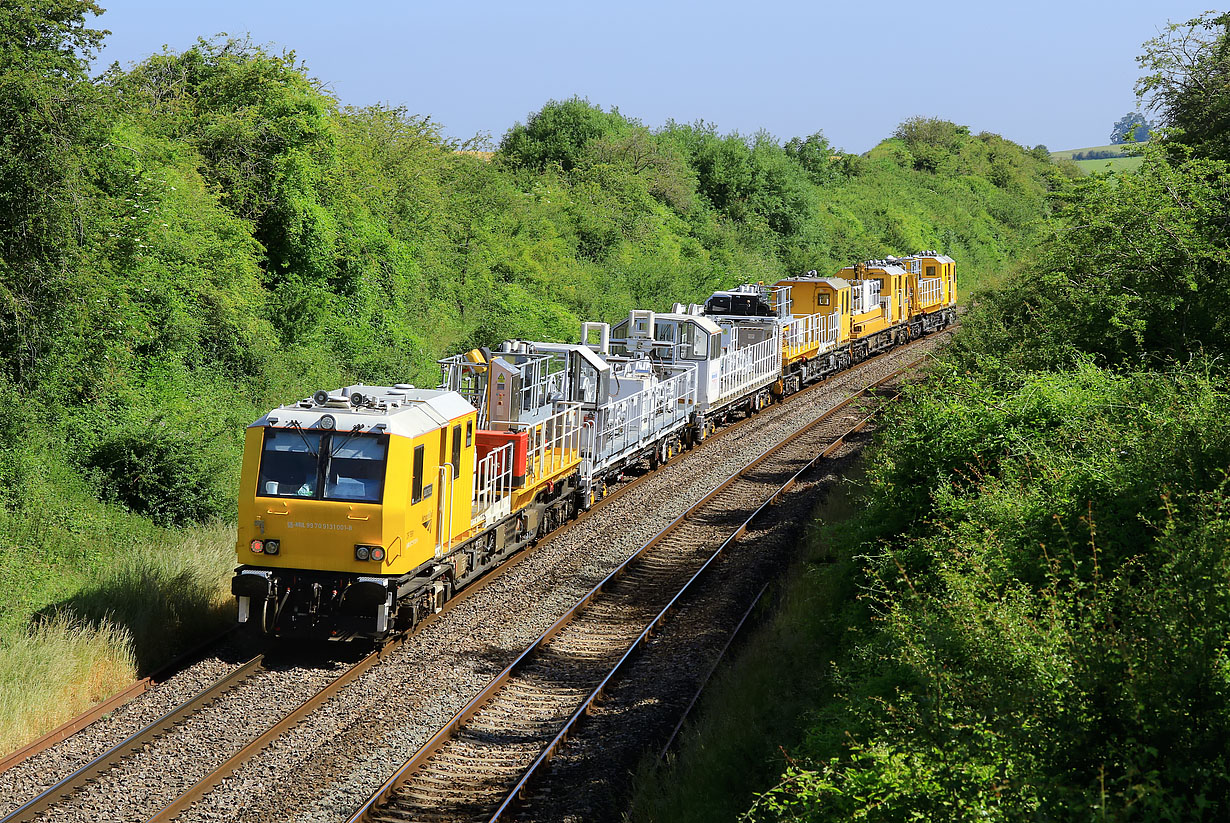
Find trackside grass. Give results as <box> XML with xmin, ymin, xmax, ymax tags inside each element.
<box><xmin>0</xmin><ymin>614</ymin><xmax>135</xmax><ymax>753</ymax></box>
<box><xmin>0</xmin><ymin>522</ymin><xmax>235</xmax><ymax>754</ymax></box>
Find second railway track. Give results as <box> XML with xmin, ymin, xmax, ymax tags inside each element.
<box><xmin>346</xmin><ymin>364</ymin><xmax>918</xmax><ymax>823</ymax></box>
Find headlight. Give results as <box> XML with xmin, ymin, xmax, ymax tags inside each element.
<box><xmin>370</xmin><ymin>546</ymin><xmax>386</xmax><ymax>562</ymax></box>
<box><xmin>263</xmin><ymin>539</ymin><xmax>280</xmax><ymax>555</ymax></box>
<box><xmin>250</xmin><ymin>540</ymin><xmax>264</xmax><ymax>553</ymax></box>
<box><xmin>355</xmin><ymin>545</ymin><xmax>370</xmax><ymax>561</ymax></box>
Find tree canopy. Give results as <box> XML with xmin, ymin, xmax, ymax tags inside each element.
<box><xmin>1109</xmin><ymin>111</ymin><xmax>1152</xmax><ymax>143</ymax></box>
<box><xmin>1137</xmin><ymin>11</ymin><xmax>1230</xmax><ymax>161</ymax></box>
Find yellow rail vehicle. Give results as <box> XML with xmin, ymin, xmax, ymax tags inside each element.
<box><xmin>232</xmin><ymin>377</ymin><xmax>583</xmax><ymax>639</ymax></box>
<box><xmin>230</xmin><ymin>254</ymin><xmax>956</xmax><ymax>641</ymax></box>
<box><xmin>769</xmin><ymin>251</ymin><xmax>957</xmax><ymax>391</ymax></box>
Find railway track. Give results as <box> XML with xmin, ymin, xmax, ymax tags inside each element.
<box><xmin>0</xmin><ymin>655</ymin><xmax>266</xmax><ymax>823</ymax></box>
<box><xmin>344</xmin><ymin>364</ymin><xmax>916</xmax><ymax>823</ymax></box>
<box><xmin>0</xmin><ymin>332</ymin><xmax>947</xmax><ymax>823</ymax></box>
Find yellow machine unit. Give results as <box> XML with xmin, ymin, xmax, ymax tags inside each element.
<box><xmin>232</xmin><ymin>352</ymin><xmax>586</xmax><ymax>640</ymax></box>
<box><xmin>233</xmin><ymin>385</ymin><xmax>482</xmax><ymax>638</ymax></box>
<box><xmin>762</xmin><ymin>273</ymin><xmax>855</xmax><ymax>392</ymax></box>
<box><xmin>901</xmin><ymin>250</ymin><xmax>958</xmax><ymax>314</ymax></box>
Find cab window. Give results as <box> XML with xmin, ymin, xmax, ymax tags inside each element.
<box><xmin>654</xmin><ymin>323</ymin><xmax>676</xmax><ymax>343</ymax></box>
<box><xmin>451</xmin><ymin>424</ymin><xmax>462</xmax><ymax>479</ymax></box>
<box><xmin>818</xmin><ymin>293</ymin><xmax>830</xmax><ymax>306</ymax></box>
<box><xmin>257</xmin><ymin>429</ymin><xmax>388</xmax><ymax>503</ymax></box>
<box><xmin>257</xmin><ymin>430</ymin><xmax>322</xmax><ymax>498</ymax></box>
<box><xmin>412</xmin><ymin>444</ymin><xmax>425</xmax><ymax>503</ymax></box>
<box><xmin>324</xmin><ymin>435</ymin><xmax>387</xmax><ymax>503</ymax></box>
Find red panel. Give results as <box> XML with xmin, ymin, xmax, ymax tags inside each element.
<box><xmin>475</xmin><ymin>430</ymin><xmax>528</xmax><ymax>483</ymax></box>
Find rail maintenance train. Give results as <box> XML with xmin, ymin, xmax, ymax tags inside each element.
<box><xmin>231</xmin><ymin>252</ymin><xmax>957</xmax><ymax>639</ymax></box>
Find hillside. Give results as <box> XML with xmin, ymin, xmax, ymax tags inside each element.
<box><xmin>0</xmin><ymin>3</ymin><xmax>1063</xmax><ymax>751</ymax></box>
<box><xmin>1051</xmin><ymin>143</ymin><xmax>1146</xmax><ymax>174</ymax></box>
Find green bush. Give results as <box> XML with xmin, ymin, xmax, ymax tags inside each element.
<box><xmin>744</xmin><ymin>365</ymin><xmax>1230</xmax><ymax>822</ymax></box>
<box><xmin>86</xmin><ymin>419</ymin><xmax>230</xmax><ymax>526</ymax></box>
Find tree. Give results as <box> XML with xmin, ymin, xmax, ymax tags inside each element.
<box><xmin>784</xmin><ymin>131</ymin><xmax>841</xmax><ymax>185</ymax></box>
<box><xmin>499</xmin><ymin>98</ymin><xmax>632</xmax><ymax>172</ymax></box>
<box><xmin>0</xmin><ymin>0</ymin><xmax>108</xmax><ymax>387</ymax></box>
<box><xmin>1110</xmin><ymin>111</ymin><xmax>1153</xmax><ymax>143</ymax></box>
<box><xmin>1137</xmin><ymin>11</ymin><xmax>1230</xmax><ymax>161</ymax></box>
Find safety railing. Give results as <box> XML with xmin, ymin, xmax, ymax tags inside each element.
<box><xmin>438</xmin><ymin>356</ymin><xmax>488</xmax><ymax>426</ymax></box>
<box><xmin>582</xmin><ymin>367</ymin><xmax>697</xmax><ymax>473</ymax></box>
<box><xmin>783</xmin><ymin>311</ymin><xmax>839</xmax><ymax>355</ymax></box>
<box><xmin>717</xmin><ymin>336</ymin><xmax>781</xmax><ymax>402</ymax></box>
<box><xmin>768</xmin><ymin>284</ymin><xmax>793</xmax><ymax>318</ymax></box>
<box><xmin>487</xmin><ymin>403</ymin><xmax>583</xmax><ymax>487</ymax></box>
<box><xmin>919</xmin><ymin>277</ymin><xmax>942</xmax><ymax>306</ymax></box>
<box><xmin>534</xmin><ymin>404</ymin><xmax>582</xmax><ymax>480</ymax></box>
<box><xmin>474</xmin><ymin>441</ymin><xmax>515</xmax><ymax>516</ymax></box>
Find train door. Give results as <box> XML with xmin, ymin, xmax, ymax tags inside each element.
<box><xmin>436</xmin><ymin>427</ymin><xmax>450</xmax><ymax>557</ymax></box>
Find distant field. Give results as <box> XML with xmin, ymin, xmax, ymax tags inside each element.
<box><xmin>1052</xmin><ymin>143</ymin><xmax>1146</xmax><ymax>175</ymax></box>
<box><xmin>1074</xmin><ymin>155</ymin><xmax>1145</xmax><ymax>174</ymax></box>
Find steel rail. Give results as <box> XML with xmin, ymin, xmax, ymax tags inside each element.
<box><xmin>658</xmin><ymin>581</ymin><xmax>770</xmax><ymax>762</ymax></box>
<box><xmin>484</xmin><ymin>365</ymin><xmax>912</xmax><ymax>821</ymax></box>
<box><xmin>345</xmin><ymin>357</ymin><xmax>924</xmax><ymax>823</ymax></box>
<box><xmin>0</xmin><ymin>331</ymin><xmax>948</xmax><ymax>823</ymax></box>
<box><xmin>0</xmin><ymin>325</ymin><xmax>953</xmax><ymax>782</ymax></box>
<box><xmin>146</xmin><ymin>641</ymin><xmax>395</xmax><ymax>822</ymax></box>
<box><xmin>0</xmin><ymin>653</ymin><xmax>265</xmax><ymax>823</ymax></box>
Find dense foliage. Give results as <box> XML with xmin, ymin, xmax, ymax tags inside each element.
<box><xmin>0</xmin><ymin>1</ymin><xmax>1056</xmax><ymax>542</ymax></box>
<box><xmin>0</xmin><ymin>0</ymin><xmax>1060</xmax><ymax>744</ymax></box>
<box><xmin>729</xmin><ymin>12</ymin><xmax>1230</xmax><ymax>822</ymax></box>
<box><xmin>1137</xmin><ymin>11</ymin><xmax>1230</xmax><ymax>163</ymax></box>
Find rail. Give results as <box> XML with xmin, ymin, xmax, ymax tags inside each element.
<box><xmin>345</xmin><ymin>358</ymin><xmax>929</xmax><ymax>823</ymax></box>
<box><xmin>0</xmin><ymin>654</ymin><xmax>266</xmax><ymax>823</ymax></box>
<box><xmin>1</xmin><ymin>330</ymin><xmax>956</xmax><ymax>823</ymax></box>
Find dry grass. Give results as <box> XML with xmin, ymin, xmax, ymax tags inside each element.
<box><xmin>0</xmin><ymin>522</ymin><xmax>236</xmax><ymax>756</ymax></box>
<box><xmin>0</xmin><ymin>612</ymin><xmax>136</xmax><ymax>754</ymax></box>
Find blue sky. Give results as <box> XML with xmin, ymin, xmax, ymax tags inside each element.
<box><xmin>91</xmin><ymin>1</ymin><xmax>1212</xmax><ymax>153</ymax></box>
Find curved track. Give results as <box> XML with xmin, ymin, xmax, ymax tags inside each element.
<box><xmin>345</xmin><ymin>364</ymin><xmax>914</xmax><ymax>823</ymax></box>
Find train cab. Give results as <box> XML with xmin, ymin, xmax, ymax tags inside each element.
<box><xmin>904</xmin><ymin>250</ymin><xmax>958</xmax><ymax>311</ymax></box>
<box><xmin>897</xmin><ymin>250</ymin><xmax>958</xmax><ymax>333</ymax></box>
<box><xmin>233</xmin><ymin>385</ymin><xmax>479</xmax><ymax>638</ymax></box>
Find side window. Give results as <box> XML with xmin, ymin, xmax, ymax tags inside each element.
<box><xmin>466</xmin><ymin>420</ymin><xmax>473</xmax><ymax>447</ymax></box>
<box><xmin>412</xmin><ymin>444</ymin><xmax>425</xmax><ymax>503</ymax></box>
<box><xmin>709</xmin><ymin>336</ymin><xmax>721</xmax><ymax>360</ymax></box>
<box><xmin>451</xmin><ymin>424</ymin><xmax>461</xmax><ymax>479</ymax></box>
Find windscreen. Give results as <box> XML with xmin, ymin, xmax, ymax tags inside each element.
<box><xmin>257</xmin><ymin>429</ymin><xmax>388</xmax><ymax>504</ymax></box>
